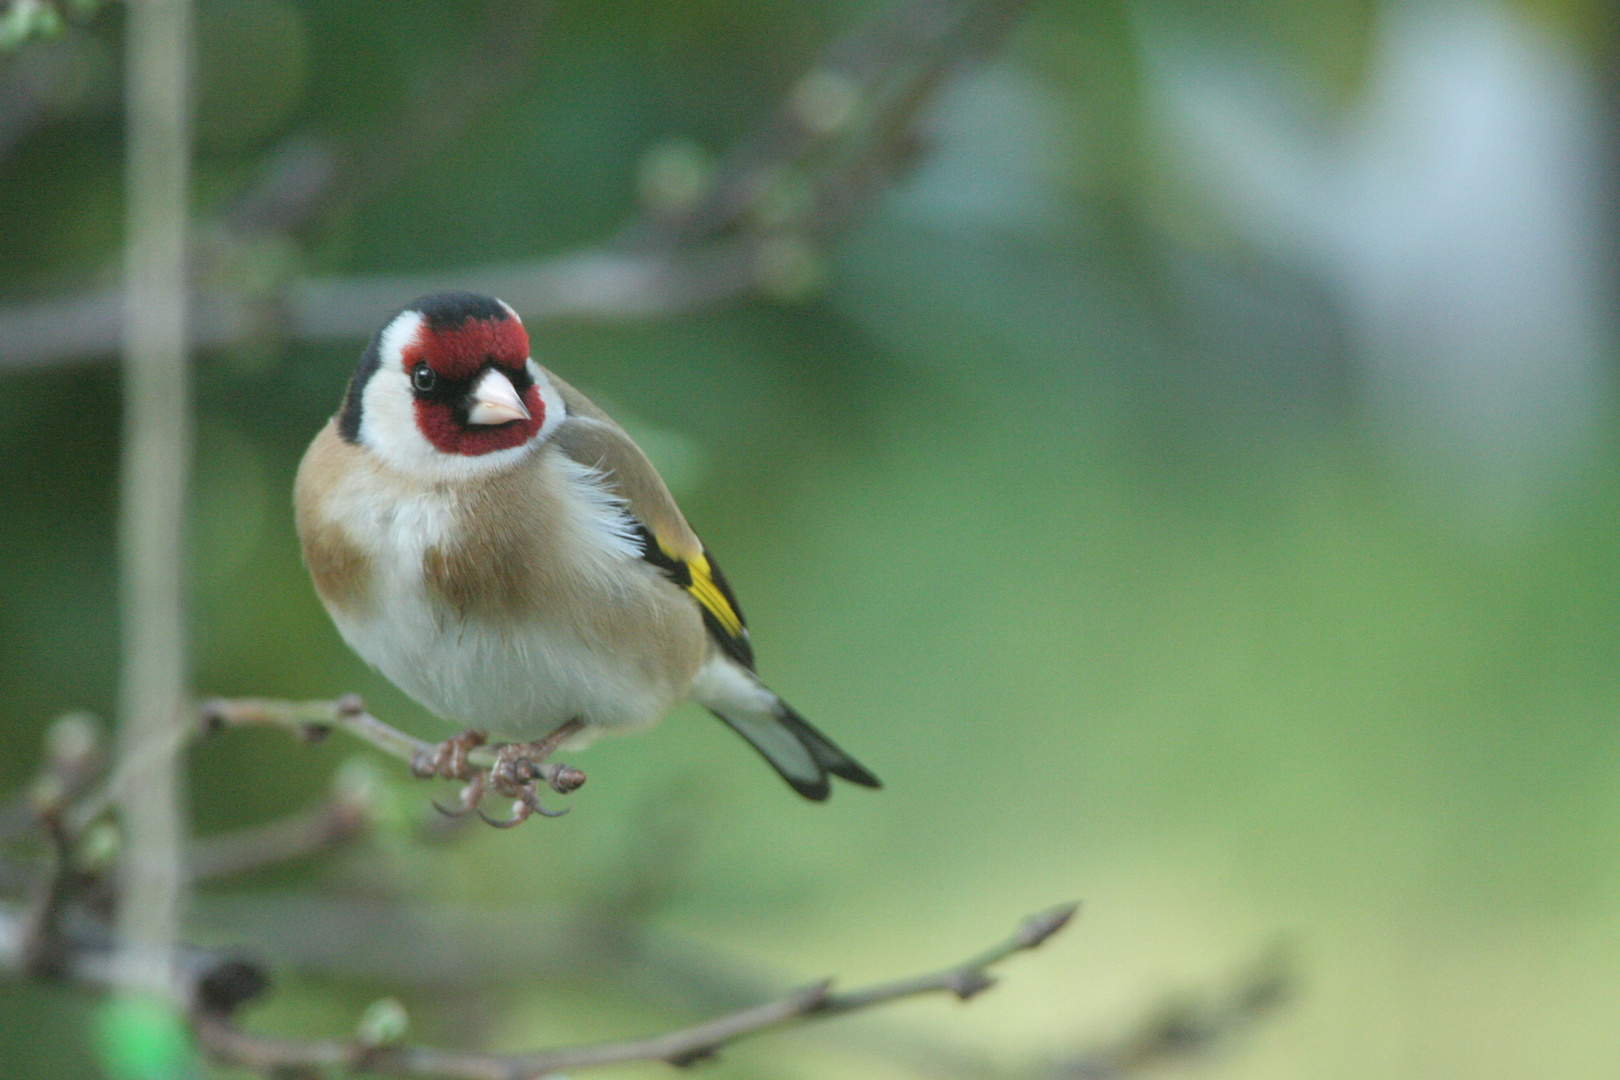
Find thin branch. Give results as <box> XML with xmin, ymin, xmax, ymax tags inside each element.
<box><xmin>3</xmin><ymin>796</ymin><xmax>374</xmax><ymax>909</ymax></box>
<box><xmin>199</xmin><ymin>695</ymin><xmax>429</xmax><ymax>763</ymax></box>
<box><xmin>185</xmin><ymin>792</ymin><xmax>372</xmax><ymax>883</ymax></box>
<box><xmin>818</xmin><ymin>903</ymin><xmax>1075</xmax><ymax>1015</ymax></box>
<box><xmin>1</xmin><ymin>718</ymin><xmax>105</xmax><ymax>965</ymax></box>
<box><xmin>197</xmin><ymin>694</ymin><xmax>581</xmax><ymax>787</ymax></box>
<box><xmin>189</xmin><ymin>903</ymin><xmax>1077</xmax><ymax>1080</ymax></box>
<box><xmin>634</xmin><ymin>0</ymin><xmax>1031</xmax><ymax>248</ymax></box>
<box><xmin>63</xmin><ymin>713</ymin><xmax>193</xmax><ymax>837</ymax></box>
<box><xmin>199</xmin><ymin>695</ymin><xmax>582</xmax><ymax>823</ymax></box>
<box><xmin>0</xmin><ymin>0</ymin><xmax>1033</xmax><ymax>369</ymax></box>
<box><xmin>64</xmin><ymin>694</ymin><xmax>484</xmax><ymax>838</ymax></box>
<box><xmin>1051</xmin><ymin>942</ymin><xmax>1292</xmax><ymax>1080</ymax></box>
<box><xmin>0</xmin><ymin>899</ymin><xmax>1077</xmax><ymax>1077</ymax></box>
<box><xmin>16</xmin><ymin>810</ymin><xmax>79</xmax><ymax>977</ymax></box>
<box><xmin>0</xmin><ymin>245</ymin><xmax>763</xmax><ymax>369</ymax></box>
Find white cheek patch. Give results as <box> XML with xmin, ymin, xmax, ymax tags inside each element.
<box><xmin>358</xmin><ymin>309</ymin><xmax>427</xmax><ymax>470</ymax></box>
<box><xmin>358</xmin><ymin>361</ymin><xmax>432</xmax><ymax>471</ymax></box>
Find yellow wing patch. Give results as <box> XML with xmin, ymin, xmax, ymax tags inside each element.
<box><xmin>686</xmin><ymin>552</ymin><xmax>744</xmax><ymax>639</ymax></box>
<box><xmin>637</xmin><ymin>526</ymin><xmax>754</xmax><ymax>668</ymax></box>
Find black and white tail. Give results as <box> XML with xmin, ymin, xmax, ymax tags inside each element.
<box><xmin>691</xmin><ymin>656</ymin><xmax>881</xmax><ymax>801</ymax></box>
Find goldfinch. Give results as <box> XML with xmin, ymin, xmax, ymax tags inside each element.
<box><xmin>294</xmin><ymin>292</ymin><xmax>879</xmax><ymax>816</ymax></box>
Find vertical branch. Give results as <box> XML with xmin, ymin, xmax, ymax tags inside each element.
<box><xmin>115</xmin><ymin>0</ymin><xmax>193</xmax><ymax>998</ymax></box>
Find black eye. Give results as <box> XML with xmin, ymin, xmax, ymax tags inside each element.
<box><xmin>411</xmin><ymin>364</ymin><xmax>436</xmax><ymax>392</ymax></box>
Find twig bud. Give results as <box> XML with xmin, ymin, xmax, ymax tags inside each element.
<box><xmin>356</xmin><ymin>997</ymin><xmax>409</xmax><ymax>1048</ymax></box>
<box><xmin>195</xmin><ymin>959</ymin><xmax>271</xmax><ymax>1017</ymax></box>
<box><xmin>791</xmin><ymin>69</ymin><xmax>861</xmax><ymax>136</ymax></box>
<box><xmin>637</xmin><ymin>138</ymin><xmax>712</xmax><ymax>217</ymax></box>
<box><xmin>539</xmin><ymin>762</ymin><xmax>586</xmax><ymax>794</ymax></box>
<box><xmin>27</xmin><ymin>774</ymin><xmax>67</xmax><ymax>817</ymax></box>
<box><xmin>947</xmin><ymin>971</ymin><xmax>996</xmax><ymax>1000</ymax></box>
<box><xmin>197</xmin><ymin>698</ymin><xmax>228</xmax><ymax>735</ymax></box>
<box><xmin>1017</xmin><ymin>902</ymin><xmax>1079</xmax><ymax>949</ymax></box>
<box><xmin>73</xmin><ymin>821</ymin><xmax>121</xmax><ymax>873</ymax></box>
<box><xmin>45</xmin><ymin>711</ymin><xmax>101</xmax><ymax>772</ymax></box>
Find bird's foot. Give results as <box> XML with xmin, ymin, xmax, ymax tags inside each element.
<box><xmin>479</xmin><ymin>720</ymin><xmax>587</xmax><ymax>827</ymax></box>
<box><xmin>410</xmin><ymin>728</ymin><xmax>486</xmax><ymax>782</ymax></box>
<box><xmin>407</xmin><ymin>722</ymin><xmax>586</xmax><ymax>827</ymax></box>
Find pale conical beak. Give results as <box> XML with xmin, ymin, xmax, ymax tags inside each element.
<box><xmin>465</xmin><ymin>368</ymin><xmax>531</xmax><ymax>426</ymax></box>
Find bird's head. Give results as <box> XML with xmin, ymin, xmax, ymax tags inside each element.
<box><xmin>339</xmin><ymin>292</ymin><xmax>565</xmax><ymax>478</ymax></box>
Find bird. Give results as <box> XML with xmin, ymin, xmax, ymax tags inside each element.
<box><xmin>294</xmin><ymin>291</ymin><xmax>879</xmax><ymax>821</ymax></box>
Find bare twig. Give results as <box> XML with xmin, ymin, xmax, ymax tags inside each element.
<box><xmin>1051</xmin><ymin>942</ymin><xmax>1292</xmax><ymax>1080</ymax></box>
<box><xmin>62</xmin><ymin>695</ymin><xmax>434</xmax><ymax>837</ymax></box>
<box><xmin>185</xmin><ymin>791</ymin><xmax>372</xmax><ymax>883</ymax></box>
<box><xmin>0</xmin><ymin>897</ymin><xmax>1077</xmax><ymax>1078</ymax></box>
<box><xmin>189</xmin><ymin>903</ymin><xmax>1077</xmax><ymax>1080</ymax></box>
<box><xmin>10</xmin><ymin>717</ymin><xmax>106</xmax><ymax>973</ymax></box>
<box><xmin>201</xmin><ymin>696</ymin><xmax>583</xmax><ymax>824</ymax></box>
<box><xmin>0</xmin><ymin>0</ymin><xmax>1033</xmax><ymax>369</ymax></box>
<box><xmin>198</xmin><ymin>695</ymin><xmax>576</xmax><ymax>787</ymax></box>
<box><xmin>17</xmin><ymin>809</ymin><xmax>80</xmax><ymax>977</ymax></box>
<box><xmin>818</xmin><ymin>903</ymin><xmax>1075</xmax><ymax>1015</ymax></box>
<box><xmin>199</xmin><ymin>695</ymin><xmax>429</xmax><ymax>763</ymax></box>
<box><xmin>3</xmin><ymin>796</ymin><xmax>374</xmax><ymax>908</ymax></box>
<box><xmin>0</xmin><ymin>246</ymin><xmax>763</xmax><ymax>369</ymax></box>
<box><xmin>62</xmin><ymin>713</ymin><xmax>192</xmax><ymax>837</ymax></box>
<box><xmin>634</xmin><ymin>0</ymin><xmax>1031</xmax><ymax>247</ymax></box>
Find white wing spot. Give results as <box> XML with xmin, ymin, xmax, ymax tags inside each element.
<box><xmin>554</xmin><ymin>454</ymin><xmax>645</xmax><ymax>563</ymax></box>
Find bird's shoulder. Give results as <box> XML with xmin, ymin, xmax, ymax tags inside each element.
<box><xmin>544</xmin><ymin>371</ymin><xmax>700</xmax><ymax>553</ymax></box>
<box><xmin>545</xmin><ymin>371</ymin><xmax>755</xmax><ymax>669</ymax></box>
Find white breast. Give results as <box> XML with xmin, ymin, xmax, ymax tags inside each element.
<box><xmin>319</xmin><ymin>456</ymin><xmax>688</xmax><ymax>742</ymax></box>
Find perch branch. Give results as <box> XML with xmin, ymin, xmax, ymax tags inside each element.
<box><xmin>198</xmin><ymin>695</ymin><xmax>433</xmax><ymax>764</ymax></box>
<box><xmin>188</xmin><ymin>903</ymin><xmax>1077</xmax><ymax>1079</ymax></box>
<box><xmin>65</xmin><ymin>694</ymin><xmax>560</xmax><ymax>838</ymax></box>
<box><xmin>199</xmin><ymin>695</ymin><xmax>583</xmax><ymax>826</ymax></box>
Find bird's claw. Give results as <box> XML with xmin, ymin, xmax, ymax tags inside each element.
<box><xmin>477</xmin><ymin>789</ymin><xmax>569</xmax><ymax>828</ymax></box>
<box><xmin>429</xmin><ymin>770</ymin><xmax>485</xmax><ymax>818</ymax></box>
<box><xmin>411</xmin><ymin>726</ymin><xmax>584</xmax><ymax>827</ymax></box>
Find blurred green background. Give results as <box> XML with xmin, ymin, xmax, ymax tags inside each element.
<box><xmin>4</xmin><ymin>0</ymin><xmax>1620</xmax><ymax>1077</ymax></box>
